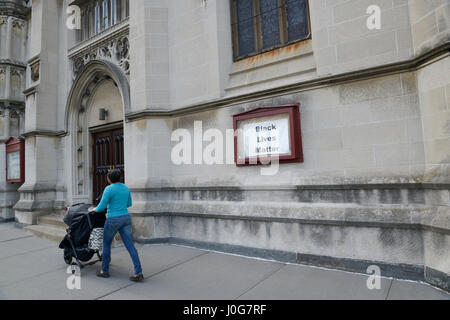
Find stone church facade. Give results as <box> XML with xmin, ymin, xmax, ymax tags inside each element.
<box><xmin>0</xmin><ymin>0</ymin><xmax>449</xmax><ymax>291</ymax></box>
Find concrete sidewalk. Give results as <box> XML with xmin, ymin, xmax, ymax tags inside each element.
<box><xmin>0</xmin><ymin>222</ymin><xmax>448</xmax><ymax>300</ymax></box>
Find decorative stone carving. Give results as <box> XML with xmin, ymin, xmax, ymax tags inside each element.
<box><xmin>0</xmin><ymin>1</ymin><xmax>30</xmax><ymax>21</ymax></box>
<box><xmin>99</xmin><ymin>42</ymin><xmax>113</xmax><ymax>59</ymax></box>
<box><xmin>0</xmin><ymin>16</ymin><xmax>8</xmax><ymax>26</ymax></box>
<box><xmin>11</xmin><ymin>18</ymin><xmax>26</xmax><ymax>30</ymax></box>
<box><xmin>0</xmin><ymin>103</ymin><xmax>24</xmax><ymax>122</ymax></box>
<box><xmin>68</xmin><ymin>25</ymin><xmax>130</xmax><ymax>198</ymax></box>
<box><xmin>0</xmin><ymin>67</ymin><xmax>6</xmax><ymax>88</ymax></box>
<box><xmin>71</xmin><ymin>35</ymin><xmax>130</xmax><ymax>79</ymax></box>
<box><xmin>30</xmin><ymin>61</ymin><xmax>39</xmax><ymax>82</ymax></box>
<box><xmin>10</xmin><ymin>68</ymin><xmax>22</xmax><ymax>77</ymax></box>
<box><xmin>0</xmin><ymin>66</ymin><xmax>6</xmax><ymax>77</ymax></box>
<box><xmin>73</xmin><ymin>57</ymin><xmax>84</xmax><ymax>75</ymax></box>
<box><xmin>9</xmin><ymin>109</ymin><xmax>20</xmax><ymax>119</ymax></box>
<box><xmin>115</xmin><ymin>37</ymin><xmax>130</xmax><ymax>74</ymax></box>
<box><xmin>10</xmin><ymin>68</ymin><xmax>23</xmax><ymax>98</ymax></box>
<box><xmin>0</xmin><ymin>58</ymin><xmax>26</xmax><ymax>68</ymax></box>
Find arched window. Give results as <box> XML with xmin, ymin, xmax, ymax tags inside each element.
<box><xmin>102</xmin><ymin>0</ymin><xmax>109</xmax><ymax>30</ymax></box>
<box><xmin>111</xmin><ymin>0</ymin><xmax>117</xmax><ymax>25</ymax></box>
<box><xmin>95</xmin><ymin>3</ymin><xmax>101</xmax><ymax>34</ymax></box>
<box><xmin>231</xmin><ymin>0</ymin><xmax>311</xmax><ymax>61</ymax></box>
<box><xmin>76</xmin><ymin>0</ymin><xmax>130</xmax><ymax>43</ymax></box>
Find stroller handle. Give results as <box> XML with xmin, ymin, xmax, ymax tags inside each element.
<box><xmin>88</xmin><ymin>206</ymin><xmax>107</xmax><ymax>215</ymax></box>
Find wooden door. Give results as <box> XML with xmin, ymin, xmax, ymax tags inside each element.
<box><xmin>92</xmin><ymin>128</ymin><xmax>124</xmax><ymax>205</ymax></box>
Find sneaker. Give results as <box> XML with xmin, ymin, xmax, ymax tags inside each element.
<box><xmin>130</xmin><ymin>273</ymin><xmax>144</xmax><ymax>282</ymax></box>
<box><xmin>96</xmin><ymin>270</ymin><xmax>110</xmax><ymax>278</ymax></box>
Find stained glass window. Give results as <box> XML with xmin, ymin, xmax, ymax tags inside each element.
<box><xmin>95</xmin><ymin>4</ymin><xmax>101</xmax><ymax>34</ymax></box>
<box><xmin>286</xmin><ymin>0</ymin><xmax>309</xmax><ymax>42</ymax></box>
<box><xmin>76</xmin><ymin>0</ymin><xmax>130</xmax><ymax>44</ymax></box>
<box><xmin>231</xmin><ymin>0</ymin><xmax>310</xmax><ymax>60</ymax></box>
<box><xmin>236</xmin><ymin>0</ymin><xmax>255</xmax><ymax>57</ymax></box>
<box><xmin>103</xmin><ymin>0</ymin><xmax>109</xmax><ymax>29</ymax></box>
<box><xmin>111</xmin><ymin>0</ymin><xmax>117</xmax><ymax>25</ymax></box>
<box><xmin>260</xmin><ymin>0</ymin><xmax>280</xmax><ymax>49</ymax></box>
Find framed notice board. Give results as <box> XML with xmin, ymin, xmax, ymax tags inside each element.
<box><xmin>233</xmin><ymin>103</ymin><xmax>303</xmax><ymax>166</ymax></box>
<box><xmin>5</xmin><ymin>137</ymin><xmax>25</xmax><ymax>183</ymax></box>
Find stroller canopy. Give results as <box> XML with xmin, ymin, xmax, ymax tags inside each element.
<box><xmin>59</xmin><ymin>204</ymin><xmax>106</xmax><ymax>249</ymax></box>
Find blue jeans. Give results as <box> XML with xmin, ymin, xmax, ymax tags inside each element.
<box><xmin>102</xmin><ymin>215</ymin><xmax>142</xmax><ymax>275</ymax></box>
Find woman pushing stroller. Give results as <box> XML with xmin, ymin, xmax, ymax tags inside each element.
<box><xmin>93</xmin><ymin>169</ymin><xmax>144</xmax><ymax>282</ymax></box>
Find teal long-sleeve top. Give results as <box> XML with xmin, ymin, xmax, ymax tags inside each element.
<box><xmin>96</xmin><ymin>183</ymin><xmax>132</xmax><ymax>218</ymax></box>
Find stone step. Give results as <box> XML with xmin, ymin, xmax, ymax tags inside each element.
<box><xmin>24</xmin><ymin>224</ymin><xmax>67</xmax><ymax>243</ymax></box>
<box><xmin>38</xmin><ymin>214</ymin><xmax>67</xmax><ymax>228</ymax></box>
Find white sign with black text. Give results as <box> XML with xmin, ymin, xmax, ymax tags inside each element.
<box><xmin>7</xmin><ymin>151</ymin><xmax>20</xmax><ymax>180</ymax></box>
<box><xmin>238</xmin><ymin>114</ymin><xmax>291</xmax><ymax>160</ymax></box>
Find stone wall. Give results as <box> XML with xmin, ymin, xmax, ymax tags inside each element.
<box><xmin>120</xmin><ymin>0</ymin><xmax>450</xmax><ymax>290</ymax></box>
<box><xmin>415</xmin><ymin>42</ymin><xmax>450</xmax><ymax>290</ymax></box>
<box><xmin>169</xmin><ymin>0</ymin><xmax>232</xmax><ymax>106</ymax></box>
<box><xmin>312</xmin><ymin>0</ymin><xmax>413</xmax><ymax>75</ymax></box>
<box><xmin>0</xmin><ymin>0</ymin><xmax>28</xmax><ymax>222</ymax></box>
<box><xmin>409</xmin><ymin>0</ymin><xmax>450</xmax><ymax>55</ymax></box>
<box><xmin>9</xmin><ymin>0</ymin><xmax>449</xmax><ymax>291</ymax></box>
<box><xmin>129</xmin><ymin>0</ymin><xmax>170</xmax><ymax>111</ymax></box>
<box><xmin>126</xmin><ymin>72</ymin><xmax>426</xmax><ymax>188</ymax></box>
<box><xmin>15</xmin><ymin>0</ymin><xmax>65</xmax><ymax>224</ymax></box>
<box><xmin>125</xmin><ymin>64</ymin><xmax>449</xmax><ymax>290</ymax></box>
<box><xmin>127</xmin><ymin>0</ymin><xmax>448</xmax><ymax>109</ymax></box>
<box><xmin>416</xmin><ymin>55</ymin><xmax>450</xmax><ymax>184</ymax></box>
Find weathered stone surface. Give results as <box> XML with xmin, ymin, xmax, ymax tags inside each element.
<box><xmin>410</xmin><ymin>0</ymin><xmax>450</xmax><ymax>54</ymax></box>
<box><xmin>1</xmin><ymin>0</ymin><xmax>450</xmax><ymax>294</ymax></box>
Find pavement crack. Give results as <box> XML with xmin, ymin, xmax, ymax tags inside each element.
<box><xmin>0</xmin><ymin>246</ymin><xmax>56</xmax><ymax>261</ymax></box>
<box><xmin>0</xmin><ymin>236</ymin><xmax>33</xmax><ymax>243</ymax></box>
<box><xmin>234</xmin><ymin>263</ymin><xmax>287</xmax><ymax>300</ymax></box>
<box><xmin>385</xmin><ymin>279</ymin><xmax>394</xmax><ymax>300</ymax></box>
<box><xmin>94</xmin><ymin>251</ymin><xmax>210</xmax><ymax>300</ymax></box>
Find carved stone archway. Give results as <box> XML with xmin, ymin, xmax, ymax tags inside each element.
<box><xmin>65</xmin><ymin>60</ymin><xmax>130</xmax><ymax>203</ymax></box>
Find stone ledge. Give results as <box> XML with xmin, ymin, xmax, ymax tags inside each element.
<box><xmin>21</xmin><ymin>129</ymin><xmax>67</xmax><ymax>138</ymax></box>
<box><xmin>0</xmin><ymin>198</ymin><xmax>20</xmax><ymax>207</ymax></box>
<box><xmin>0</xmin><ymin>217</ymin><xmax>14</xmax><ymax>223</ymax></box>
<box><xmin>130</xmin><ymin>201</ymin><xmax>450</xmax><ymax>235</ymax></box>
<box><xmin>129</xmin><ymin>185</ymin><xmax>450</xmax><ymax>208</ymax></box>
<box><xmin>68</xmin><ymin>18</ymin><xmax>130</xmax><ymax>59</ymax></box>
<box><xmin>425</xmin><ymin>267</ymin><xmax>450</xmax><ymax>292</ymax></box>
<box><xmin>13</xmin><ymin>200</ymin><xmax>57</xmax><ymax>212</ymax></box>
<box><xmin>0</xmin><ymin>58</ymin><xmax>26</xmax><ymax>68</ymax></box>
<box><xmin>17</xmin><ymin>182</ymin><xmax>66</xmax><ymax>193</ymax></box>
<box><xmin>0</xmin><ymin>2</ymin><xmax>30</xmax><ymax>19</ymax></box>
<box><xmin>130</xmin><ymin>183</ymin><xmax>450</xmax><ymax>191</ymax></box>
<box><xmin>229</xmin><ymin>41</ymin><xmax>314</xmax><ymax>76</ymax></box>
<box><xmin>24</xmin><ymin>224</ymin><xmax>66</xmax><ymax>243</ymax></box>
<box><xmin>134</xmin><ymin>237</ymin><xmax>448</xmax><ymax>292</ymax></box>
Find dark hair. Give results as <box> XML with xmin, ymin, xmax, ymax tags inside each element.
<box><xmin>108</xmin><ymin>169</ymin><xmax>122</xmax><ymax>183</ymax></box>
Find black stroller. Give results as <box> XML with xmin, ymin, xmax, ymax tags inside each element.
<box><xmin>59</xmin><ymin>203</ymin><xmax>106</xmax><ymax>268</ymax></box>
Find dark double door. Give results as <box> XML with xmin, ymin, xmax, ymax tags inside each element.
<box><xmin>93</xmin><ymin>128</ymin><xmax>124</xmax><ymax>205</ymax></box>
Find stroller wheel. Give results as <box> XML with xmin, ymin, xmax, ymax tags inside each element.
<box><xmin>64</xmin><ymin>255</ymin><xmax>72</xmax><ymax>265</ymax></box>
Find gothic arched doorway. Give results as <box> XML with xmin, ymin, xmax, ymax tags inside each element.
<box><xmin>65</xmin><ymin>60</ymin><xmax>130</xmax><ymax>205</ymax></box>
